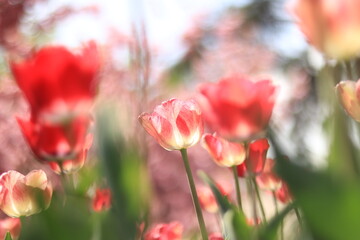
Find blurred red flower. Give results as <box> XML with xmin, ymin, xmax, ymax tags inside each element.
<box><xmin>17</xmin><ymin>116</ymin><xmax>92</xmax><ymax>174</ymax></box>
<box><xmin>256</xmin><ymin>158</ymin><xmax>282</xmax><ymax>191</ymax></box>
<box><xmin>139</xmin><ymin>98</ymin><xmax>203</xmax><ymax>151</ymax></box>
<box><xmin>199</xmin><ymin>76</ymin><xmax>276</xmax><ymax>140</ymax></box>
<box><xmin>201</xmin><ymin>133</ymin><xmax>246</xmax><ymax>167</ymax></box>
<box><xmin>209</xmin><ymin>232</ymin><xmax>223</xmax><ymax>240</ymax></box>
<box><xmin>237</xmin><ymin>138</ymin><xmax>270</xmax><ymax>177</ymax></box>
<box><xmin>197</xmin><ymin>184</ymin><xmax>228</xmax><ymax>213</ymax></box>
<box><xmin>0</xmin><ymin>218</ymin><xmax>21</xmax><ymax>240</ymax></box>
<box><xmin>11</xmin><ymin>42</ymin><xmax>99</xmax><ymax>123</ymax></box>
<box><xmin>275</xmin><ymin>183</ymin><xmax>292</xmax><ymax>204</ymax></box>
<box><xmin>0</xmin><ymin>170</ymin><xmax>52</xmax><ymax>218</ymax></box>
<box><xmin>92</xmin><ymin>188</ymin><xmax>112</xmax><ymax>212</ymax></box>
<box><xmin>145</xmin><ymin>222</ymin><xmax>183</xmax><ymax>240</ymax></box>
<box><xmin>290</xmin><ymin>0</ymin><xmax>360</xmax><ymax>59</ymax></box>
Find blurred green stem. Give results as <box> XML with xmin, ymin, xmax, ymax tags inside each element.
<box><xmin>232</xmin><ymin>166</ymin><xmax>243</xmax><ymax>210</ymax></box>
<box><xmin>272</xmin><ymin>191</ymin><xmax>283</xmax><ymax>240</ymax></box>
<box><xmin>247</xmin><ymin>177</ymin><xmax>258</xmax><ymax>224</ymax></box>
<box><xmin>180</xmin><ymin>149</ymin><xmax>208</xmax><ymax>240</ymax></box>
<box><xmin>294</xmin><ymin>207</ymin><xmax>303</xmax><ymax>229</ymax></box>
<box><xmin>252</xmin><ymin>177</ymin><xmax>267</xmax><ymax>223</ymax></box>
<box><xmin>343</xmin><ymin>60</ymin><xmax>354</xmax><ymax>80</ymax></box>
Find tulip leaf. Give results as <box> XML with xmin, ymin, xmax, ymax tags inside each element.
<box><xmin>199</xmin><ymin>171</ymin><xmax>251</xmax><ymax>240</ymax></box>
<box><xmin>276</xmin><ymin>155</ymin><xmax>360</xmax><ymax>240</ymax></box>
<box><xmin>95</xmin><ymin>105</ymin><xmax>150</xmax><ymax>240</ymax></box>
<box><xmin>257</xmin><ymin>203</ymin><xmax>294</xmax><ymax>240</ymax></box>
<box><xmin>4</xmin><ymin>232</ymin><xmax>12</xmax><ymax>240</ymax></box>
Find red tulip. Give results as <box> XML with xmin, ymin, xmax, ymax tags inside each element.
<box><xmin>256</xmin><ymin>158</ymin><xmax>282</xmax><ymax>191</ymax></box>
<box><xmin>92</xmin><ymin>188</ymin><xmax>112</xmax><ymax>212</ymax></box>
<box><xmin>237</xmin><ymin>138</ymin><xmax>270</xmax><ymax>177</ymax></box>
<box><xmin>290</xmin><ymin>0</ymin><xmax>360</xmax><ymax>59</ymax></box>
<box><xmin>336</xmin><ymin>80</ymin><xmax>360</xmax><ymax>122</ymax></box>
<box><xmin>139</xmin><ymin>98</ymin><xmax>203</xmax><ymax>150</ymax></box>
<box><xmin>0</xmin><ymin>170</ymin><xmax>52</xmax><ymax>217</ymax></box>
<box><xmin>0</xmin><ymin>218</ymin><xmax>21</xmax><ymax>240</ymax></box>
<box><xmin>17</xmin><ymin>116</ymin><xmax>92</xmax><ymax>174</ymax></box>
<box><xmin>209</xmin><ymin>233</ymin><xmax>223</xmax><ymax>240</ymax></box>
<box><xmin>11</xmin><ymin>42</ymin><xmax>99</xmax><ymax>123</ymax></box>
<box><xmin>145</xmin><ymin>222</ymin><xmax>183</xmax><ymax>240</ymax></box>
<box><xmin>275</xmin><ymin>183</ymin><xmax>292</xmax><ymax>204</ymax></box>
<box><xmin>199</xmin><ymin>76</ymin><xmax>276</xmax><ymax>140</ymax></box>
<box><xmin>201</xmin><ymin>133</ymin><xmax>246</xmax><ymax>167</ymax></box>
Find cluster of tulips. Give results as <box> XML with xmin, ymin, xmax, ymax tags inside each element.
<box><xmin>2</xmin><ymin>0</ymin><xmax>360</xmax><ymax>239</ymax></box>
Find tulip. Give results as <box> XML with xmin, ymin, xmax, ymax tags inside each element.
<box><xmin>92</xmin><ymin>188</ymin><xmax>112</xmax><ymax>212</ymax></box>
<box><xmin>290</xmin><ymin>0</ymin><xmax>360</xmax><ymax>59</ymax></box>
<box><xmin>197</xmin><ymin>184</ymin><xmax>228</xmax><ymax>213</ymax></box>
<box><xmin>209</xmin><ymin>233</ymin><xmax>223</xmax><ymax>240</ymax></box>
<box><xmin>11</xmin><ymin>42</ymin><xmax>100</xmax><ymax>123</ymax></box>
<box><xmin>336</xmin><ymin>80</ymin><xmax>360</xmax><ymax>122</ymax></box>
<box><xmin>145</xmin><ymin>222</ymin><xmax>183</xmax><ymax>240</ymax></box>
<box><xmin>0</xmin><ymin>218</ymin><xmax>21</xmax><ymax>240</ymax></box>
<box><xmin>201</xmin><ymin>133</ymin><xmax>246</xmax><ymax>167</ymax></box>
<box><xmin>0</xmin><ymin>170</ymin><xmax>52</xmax><ymax>217</ymax></box>
<box><xmin>237</xmin><ymin>138</ymin><xmax>270</xmax><ymax>177</ymax></box>
<box><xmin>199</xmin><ymin>76</ymin><xmax>276</xmax><ymax>140</ymax></box>
<box><xmin>139</xmin><ymin>98</ymin><xmax>203</xmax><ymax>151</ymax></box>
<box><xmin>17</xmin><ymin>116</ymin><xmax>92</xmax><ymax>174</ymax></box>
<box><xmin>275</xmin><ymin>183</ymin><xmax>292</xmax><ymax>204</ymax></box>
<box><xmin>256</xmin><ymin>158</ymin><xmax>282</xmax><ymax>191</ymax></box>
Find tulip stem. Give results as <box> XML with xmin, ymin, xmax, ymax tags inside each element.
<box><xmin>294</xmin><ymin>207</ymin><xmax>303</xmax><ymax>229</ymax></box>
<box><xmin>247</xmin><ymin>178</ymin><xmax>258</xmax><ymax>224</ymax></box>
<box><xmin>232</xmin><ymin>166</ymin><xmax>243</xmax><ymax>210</ymax></box>
<box><xmin>180</xmin><ymin>149</ymin><xmax>208</xmax><ymax>240</ymax></box>
<box><xmin>252</xmin><ymin>177</ymin><xmax>267</xmax><ymax>223</ymax></box>
<box><xmin>272</xmin><ymin>190</ymin><xmax>283</xmax><ymax>240</ymax></box>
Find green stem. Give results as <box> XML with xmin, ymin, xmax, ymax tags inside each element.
<box><xmin>252</xmin><ymin>177</ymin><xmax>267</xmax><ymax>223</ymax></box>
<box><xmin>294</xmin><ymin>207</ymin><xmax>303</xmax><ymax>229</ymax></box>
<box><xmin>272</xmin><ymin>191</ymin><xmax>283</xmax><ymax>240</ymax></box>
<box><xmin>180</xmin><ymin>149</ymin><xmax>208</xmax><ymax>240</ymax></box>
<box><xmin>343</xmin><ymin>60</ymin><xmax>354</xmax><ymax>80</ymax></box>
<box><xmin>232</xmin><ymin>166</ymin><xmax>243</xmax><ymax>210</ymax></box>
<box><xmin>246</xmin><ymin>177</ymin><xmax>258</xmax><ymax>224</ymax></box>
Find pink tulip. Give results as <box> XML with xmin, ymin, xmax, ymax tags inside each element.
<box><xmin>0</xmin><ymin>218</ymin><xmax>21</xmax><ymax>240</ymax></box>
<box><xmin>0</xmin><ymin>170</ymin><xmax>52</xmax><ymax>217</ymax></box>
<box><xmin>201</xmin><ymin>133</ymin><xmax>246</xmax><ymax>167</ymax></box>
<box><xmin>290</xmin><ymin>0</ymin><xmax>360</xmax><ymax>59</ymax></box>
<box><xmin>139</xmin><ymin>98</ymin><xmax>203</xmax><ymax>150</ymax></box>
<box><xmin>145</xmin><ymin>222</ymin><xmax>183</xmax><ymax>240</ymax></box>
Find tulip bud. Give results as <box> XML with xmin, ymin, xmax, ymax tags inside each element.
<box><xmin>209</xmin><ymin>233</ymin><xmax>224</xmax><ymax>240</ymax></box>
<box><xmin>0</xmin><ymin>170</ymin><xmax>52</xmax><ymax>217</ymax></box>
<box><xmin>336</xmin><ymin>80</ymin><xmax>360</xmax><ymax>122</ymax></box>
<box><xmin>201</xmin><ymin>133</ymin><xmax>246</xmax><ymax>167</ymax></box>
<box><xmin>139</xmin><ymin>98</ymin><xmax>203</xmax><ymax>151</ymax></box>
<box><xmin>0</xmin><ymin>218</ymin><xmax>21</xmax><ymax>240</ymax></box>
<box><xmin>92</xmin><ymin>188</ymin><xmax>112</xmax><ymax>212</ymax></box>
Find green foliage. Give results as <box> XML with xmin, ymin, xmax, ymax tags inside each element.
<box><xmin>95</xmin><ymin>104</ymin><xmax>150</xmax><ymax>239</ymax></box>
<box><xmin>276</xmin><ymin>155</ymin><xmax>360</xmax><ymax>240</ymax></box>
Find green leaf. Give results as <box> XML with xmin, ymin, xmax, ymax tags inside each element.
<box><xmin>4</xmin><ymin>232</ymin><xmax>12</xmax><ymax>240</ymax></box>
<box><xmin>95</xmin><ymin>104</ymin><xmax>150</xmax><ymax>239</ymax></box>
<box><xmin>199</xmin><ymin>171</ymin><xmax>251</xmax><ymax>240</ymax></box>
<box><xmin>257</xmin><ymin>203</ymin><xmax>294</xmax><ymax>240</ymax></box>
<box><xmin>276</xmin><ymin>156</ymin><xmax>360</xmax><ymax>240</ymax></box>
